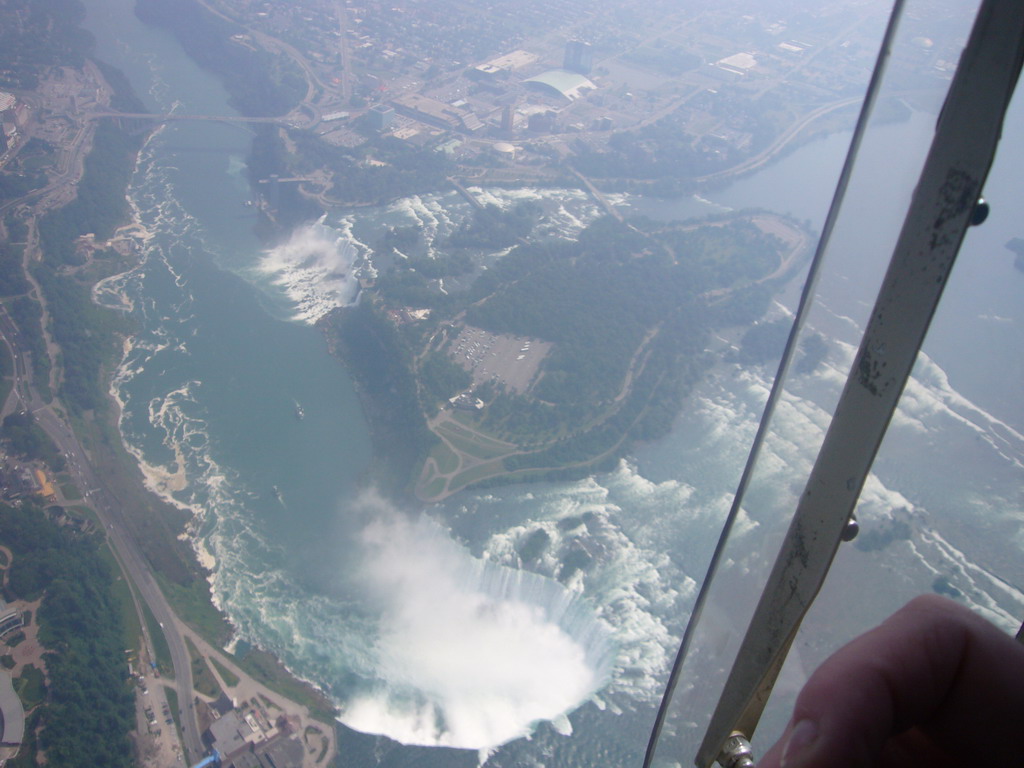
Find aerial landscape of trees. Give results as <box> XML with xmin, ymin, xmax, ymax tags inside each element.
<box><xmin>0</xmin><ymin>0</ymin><xmax>93</xmax><ymax>89</ymax></box>
<box><xmin>38</xmin><ymin>120</ymin><xmax>142</xmax><ymax>265</ymax></box>
<box><xmin>30</xmin><ymin>113</ymin><xmax>139</xmax><ymax>411</ymax></box>
<box><xmin>361</xmin><ymin>209</ymin><xmax>791</xmax><ymax>488</ymax></box>
<box><xmin>1</xmin><ymin>411</ymin><xmax>66</xmax><ymax>471</ymax></box>
<box><xmin>447</xmin><ymin>202</ymin><xmax>542</xmax><ymax>250</ymax></box>
<box><xmin>321</xmin><ymin>301</ymin><xmax>436</xmax><ymax>495</ymax></box>
<box><xmin>0</xmin><ymin>503</ymin><xmax>135</xmax><ymax>768</ymax></box>
<box><xmin>31</xmin><ymin>266</ymin><xmax>130</xmax><ymax>413</ymax></box>
<box><xmin>0</xmin><ymin>242</ymin><xmax>30</xmax><ymax>297</ymax></box>
<box><xmin>291</xmin><ymin>132</ymin><xmax>456</xmax><ymax>207</ymax></box>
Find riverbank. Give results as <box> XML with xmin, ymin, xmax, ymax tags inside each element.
<box><xmin>2</xmin><ymin>18</ymin><xmax>344</xmax><ymax>763</ymax></box>
<box><xmin>79</xmin><ymin>171</ymin><xmax>345</xmax><ymax>766</ymax></box>
<box><xmin>324</xmin><ymin>205</ymin><xmax>813</xmax><ymax>503</ymax></box>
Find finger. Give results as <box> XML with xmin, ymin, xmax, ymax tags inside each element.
<box><xmin>762</xmin><ymin>594</ymin><xmax>1024</xmax><ymax>768</ymax></box>
<box><xmin>759</xmin><ymin>730</ymin><xmax>784</xmax><ymax>768</ymax></box>
<box><xmin>762</xmin><ymin>723</ymin><xmax>954</xmax><ymax>768</ymax></box>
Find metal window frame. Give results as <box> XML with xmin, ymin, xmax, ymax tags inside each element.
<box><xmin>644</xmin><ymin>1</ymin><xmax>1024</xmax><ymax>766</ymax></box>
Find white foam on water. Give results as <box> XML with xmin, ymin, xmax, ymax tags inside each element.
<box><xmin>340</xmin><ymin>503</ymin><xmax>615</xmax><ymax>750</ymax></box>
<box><xmin>256</xmin><ymin>218</ymin><xmax>362</xmax><ymax>324</ymax></box>
<box><xmin>104</xmin><ymin>167</ymin><xmax>1022</xmax><ymax>762</ymax></box>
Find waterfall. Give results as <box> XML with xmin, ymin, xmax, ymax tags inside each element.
<box><xmin>339</xmin><ymin>512</ymin><xmax>616</xmax><ymax>750</ymax></box>
<box><xmin>461</xmin><ymin>553</ymin><xmax>617</xmax><ymax>683</ymax></box>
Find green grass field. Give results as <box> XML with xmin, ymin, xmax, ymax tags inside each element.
<box><xmin>436</xmin><ymin>427</ymin><xmax>511</xmax><ymax>461</ymax></box>
<box><xmin>99</xmin><ymin>544</ymin><xmax>143</xmax><ymax>652</ymax></box>
<box><xmin>428</xmin><ymin>442</ymin><xmax>459</xmax><ymax>474</ymax></box>
<box><xmin>59</xmin><ymin>482</ymin><xmax>82</xmax><ymax>500</ymax></box>
<box><xmin>142</xmin><ymin>603</ymin><xmax>173</xmax><ymax>677</ymax></box>
<box><xmin>186</xmin><ymin>636</ymin><xmax>222</xmax><ymax>699</ymax></box>
<box><xmin>164</xmin><ymin>685</ymin><xmax>183</xmax><ymax>743</ymax></box>
<box><xmin>421</xmin><ymin>476</ymin><xmax>447</xmax><ymax>498</ymax></box>
<box><xmin>448</xmin><ymin>460</ymin><xmax>506</xmax><ymax>491</ymax></box>
<box><xmin>210</xmin><ymin>655</ymin><xmax>240</xmax><ymax>688</ymax></box>
<box><xmin>15</xmin><ymin>664</ymin><xmax>45</xmax><ymax>710</ymax></box>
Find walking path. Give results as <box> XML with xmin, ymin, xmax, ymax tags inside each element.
<box><xmin>0</xmin><ymin>60</ymin><xmax>340</xmax><ymax>768</ymax></box>
<box><xmin>179</xmin><ymin>624</ymin><xmax>336</xmax><ymax>768</ymax></box>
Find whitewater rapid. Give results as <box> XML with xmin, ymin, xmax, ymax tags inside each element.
<box><xmin>254</xmin><ymin>188</ymin><xmax>612</xmax><ymax>325</ymax></box>
<box><xmin>257</xmin><ymin>218</ymin><xmax>363</xmax><ymax>324</ymax></box>
<box><xmin>340</xmin><ymin>509</ymin><xmax>616</xmax><ymax>750</ymax></box>
<box><xmin>101</xmin><ymin>160</ymin><xmax>1022</xmax><ymax>757</ymax></box>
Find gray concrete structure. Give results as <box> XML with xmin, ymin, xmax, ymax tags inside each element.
<box><xmin>0</xmin><ymin>669</ymin><xmax>25</xmax><ymax>760</ymax></box>
<box><xmin>523</xmin><ymin>69</ymin><xmax>596</xmax><ymax>101</ymax></box>
<box><xmin>261</xmin><ymin>735</ymin><xmax>304</xmax><ymax>768</ymax></box>
<box><xmin>0</xmin><ymin>600</ymin><xmax>23</xmax><ymax>640</ymax></box>
<box><xmin>208</xmin><ymin>710</ymin><xmax>248</xmax><ymax>758</ymax></box>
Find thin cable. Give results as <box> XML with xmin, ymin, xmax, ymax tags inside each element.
<box><xmin>642</xmin><ymin>2</ymin><xmax>909</xmax><ymax>765</ymax></box>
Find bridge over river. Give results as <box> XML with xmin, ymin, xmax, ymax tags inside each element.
<box><xmin>87</xmin><ymin>108</ymin><xmax>311</xmax><ymax>129</ymax></box>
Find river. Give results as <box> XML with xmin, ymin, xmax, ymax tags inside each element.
<box><xmin>81</xmin><ymin>1</ymin><xmax>1022</xmax><ymax>766</ymax></box>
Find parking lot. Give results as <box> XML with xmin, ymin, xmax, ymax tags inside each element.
<box><xmin>450</xmin><ymin>326</ymin><xmax>551</xmax><ymax>394</ymax></box>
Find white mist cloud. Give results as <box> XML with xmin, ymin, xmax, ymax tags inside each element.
<box><xmin>257</xmin><ymin>218</ymin><xmax>361</xmax><ymax>323</ymax></box>
<box><xmin>340</xmin><ymin>505</ymin><xmax>611</xmax><ymax>750</ymax></box>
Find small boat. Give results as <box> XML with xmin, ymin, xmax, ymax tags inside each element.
<box><xmin>294</xmin><ymin>400</ymin><xmax>305</xmax><ymax>420</ymax></box>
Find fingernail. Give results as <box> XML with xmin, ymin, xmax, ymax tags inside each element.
<box><xmin>781</xmin><ymin>719</ymin><xmax>818</xmax><ymax>768</ymax></box>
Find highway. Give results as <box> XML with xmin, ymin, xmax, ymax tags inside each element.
<box><xmin>334</xmin><ymin>0</ymin><xmax>354</xmax><ymax>103</ymax></box>
<box><xmin>695</xmin><ymin>96</ymin><xmax>864</xmax><ymax>183</ymax></box>
<box><xmin>0</xmin><ymin>20</ymin><xmax>329</xmax><ymax>762</ymax></box>
<box><xmin>0</xmin><ymin>306</ymin><xmax>206</xmax><ymax>761</ymax></box>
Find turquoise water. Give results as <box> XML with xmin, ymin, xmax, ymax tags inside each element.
<box><xmin>83</xmin><ymin>0</ymin><xmax>373</xmax><ymax>589</ymax></box>
<box><xmin>81</xmin><ymin>1</ymin><xmax>1022</xmax><ymax>765</ymax></box>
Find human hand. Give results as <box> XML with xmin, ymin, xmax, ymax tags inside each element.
<box><xmin>758</xmin><ymin>594</ymin><xmax>1024</xmax><ymax>768</ymax></box>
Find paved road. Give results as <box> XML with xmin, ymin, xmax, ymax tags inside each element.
<box><xmin>695</xmin><ymin>96</ymin><xmax>863</xmax><ymax>183</ymax></box>
<box><xmin>0</xmin><ymin>56</ymin><xmax>211</xmax><ymax>761</ymax></box>
<box><xmin>0</xmin><ymin>306</ymin><xmax>205</xmax><ymax>764</ymax></box>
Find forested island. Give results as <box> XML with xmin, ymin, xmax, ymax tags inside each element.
<box><xmin>124</xmin><ymin>0</ymin><xmax>822</xmax><ymax>501</ymax></box>
<box><xmin>322</xmin><ymin>208</ymin><xmax>813</xmax><ymax>500</ymax></box>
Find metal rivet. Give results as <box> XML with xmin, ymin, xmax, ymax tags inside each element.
<box><xmin>970</xmin><ymin>197</ymin><xmax>989</xmax><ymax>226</ymax></box>
<box><xmin>842</xmin><ymin>515</ymin><xmax>860</xmax><ymax>542</ymax></box>
<box><xmin>718</xmin><ymin>732</ymin><xmax>756</xmax><ymax>768</ymax></box>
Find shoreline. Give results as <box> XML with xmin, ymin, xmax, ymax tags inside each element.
<box><xmin>24</xmin><ymin>49</ymin><xmax>347</xmax><ymax>764</ymax></box>
<box><xmin>96</xmin><ymin>277</ymin><xmax>343</xmax><ymax>766</ymax></box>
<box><xmin>94</xmin><ymin>224</ymin><xmax>343</xmax><ymax>759</ymax></box>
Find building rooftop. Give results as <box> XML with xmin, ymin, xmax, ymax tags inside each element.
<box><xmin>260</xmin><ymin>734</ymin><xmax>304</xmax><ymax>768</ymax></box>
<box><xmin>717</xmin><ymin>52</ymin><xmax>758</xmax><ymax>72</ymax></box>
<box><xmin>0</xmin><ymin>671</ymin><xmax>25</xmax><ymax>746</ymax></box>
<box><xmin>476</xmin><ymin>49</ymin><xmax>538</xmax><ymax>74</ymax></box>
<box><xmin>522</xmin><ymin>69</ymin><xmax>596</xmax><ymax>101</ymax></box>
<box><xmin>208</xmin><ymin>711</ymin><xmax>249</xmax><ymax>757</ymax></box>
<box><xmin>391</xmin><ymin>93</ymin><xmax>460</xmax><ymax>128</ymax></box>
